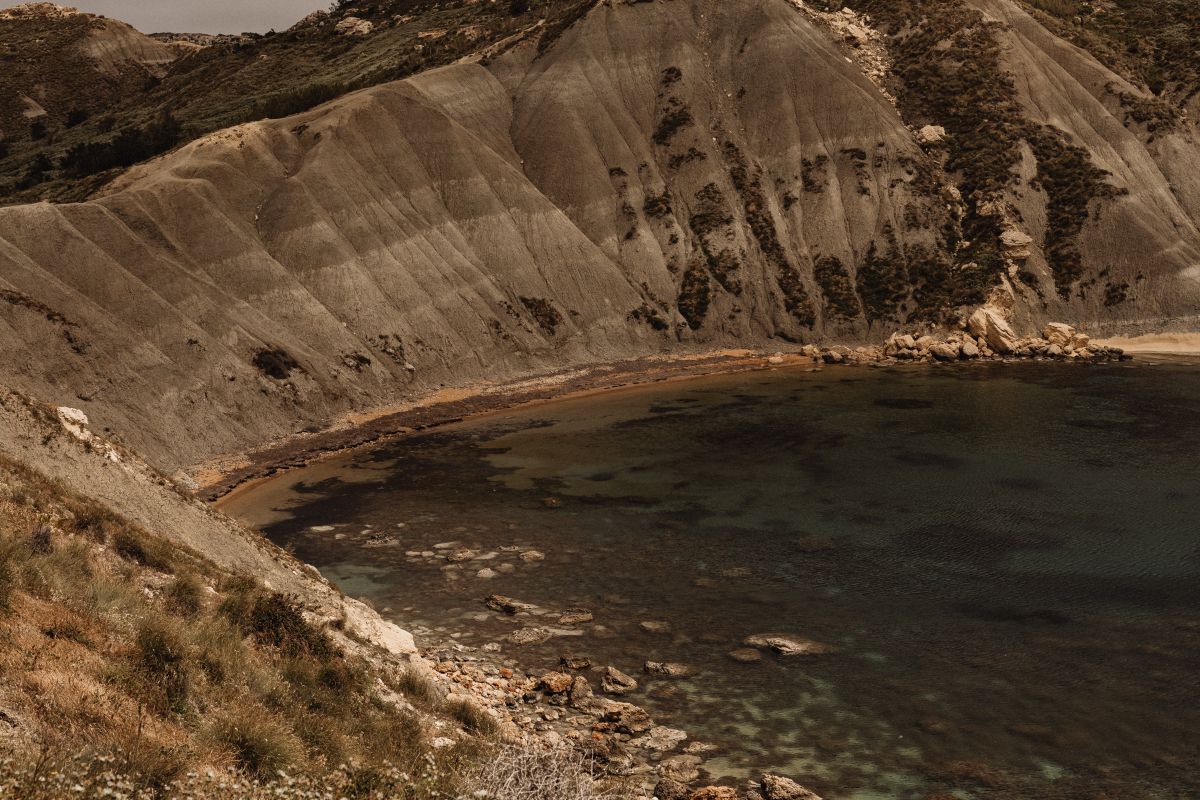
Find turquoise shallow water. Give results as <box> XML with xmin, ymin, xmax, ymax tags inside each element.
<box><xmin>227</xmin><ymin>359</ymin><xmax>1200</xmax><ymax>799</ymax></box>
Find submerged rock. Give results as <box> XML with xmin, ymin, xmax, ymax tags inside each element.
<box><xmin>596</xmin><ymin>700</ymin><xmax>653</xmax><ymax>734</ymax></box>
<box><xmin>640</xmin><ymin>620</ymin><xmax>672</xmax><ymax>634</ymax></box>
<box><xmin>484</xmin><ymin>594</ymin><xmax>537</xmax><ymax>614</ymax></box>
<box><xmin>644</xmin><ymin>661</ymin><xmax>694</xmax><ymax>678</ymax></box>
<box><xmin>728</xmin><ymin>647</ymin><xmax>764</xmax><ymax>664</ymax></box>
<box><xmin>601</xmin><ymin>666</ymin><xmax>639</xmax><ymax>695</ymax></box>
<box><xmin>509</xmin><ymin>626</ymin><xmax>552</xmax><ymax>645</ymax></box>
<box><xmin>760</xmin><ymin>774</ymin><xmax>823</xmax><ymax>800</ymax></box>
<box><xmin>634</xmin><ymin>725</ymin><xmax>688</xmax><ymax>751</ymax></box>
<box><xmin>659</xmin><ymin>753</ymin><xmax>703</xmax><ymax>783</ymax></box>
<box><xmin>743</xmin><ymin>634</ymin><xmax>835</xmax><ymax>656</ymax></box>
<box><xmin>558</xmin><ymin>608</ymin><xmax>594</xmax><ymax>625</ymax></box>
<box><xmin>560</xmin><ymin>654</ymin><xmax>592</xmax><ymax>671</ymax></box>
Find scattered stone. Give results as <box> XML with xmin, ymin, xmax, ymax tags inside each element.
<box><xmin>446</xmin><ymin>548</ymin><xmax>475</xmax><ymax>563</ymax></box>
<box><xmin>743</xmin><ymin>634</ymin><xmax>835</xmax><ymax>657</ymax></box>
<box><xmin>568</xmin><ymin>675</ymin><xmax>594</xmax><ymax>708</ymax></box>
<box><xmin>559</xmin><ymin>608</ymin><xmax>594</xmax><ymax>625</ymax></box>
<box><xmin>728</xmin><ymin>648</ymin><xmax>763</xmax><ymax>664</ymax></box>
<box><xmin>654</xmin><ymin>778</ymin><xmax>691</xmax><ymax>800</ymax></box>
<box><xmin>520</xmin><ymin>549</ymin><xmax>546</xmax><ymax>562</ymax></box>
<box><xmin>634</xmin><ymin>725</ymin><xmax>688</xmax><ymax>752</ymax></box>
<box><xmin>538</xmin><ymin>672</ymin><xmax>574</xmax><ymax>694</ymax></box>
<box><xmin>1043</xmin><ymin>322</ymin><xmax>1074</xmax><ymax>347</ymax></box>
<box><xmin>760</xmin><ymin>774</ymin><xmax>823</xmax><ymax>800</ymax></box>
<box><xmin>475</xmin><ymin>567</ymin><xmax>497</xmax><ymax>579</ymax></box>
<box><xmin>596</xmin><ymin>700</ymin><xmax>653</xmax><ymax>734</ymax></box>
<box><xmin>484</xmin><ymin>594</ymin><xmax>537</xmax><ymax>614</ymax></box>
<box><xmin>659</xmin><ymin>754</ymin><xmax>703</xmax><ymax>783</ymax></box>
<box><xmin>644</xmin><ymin>661</ymin><xmax>694</xmax><ymax>678</ymax></box>
<box><xmin>429</xmin><ymin>736</ymin><xmax>455</xmax><ymax>749</ymax></box>
<box><xmin>929</xmin><ymin>342</ymin><xmax>960</xmax><ymax>361</ymax></box>
<box><xmin>509</xmin><ymin>626</ymin><xmax>552</xmax><ymax>646</ymax></box>
<box><xmin>917</xmin><ymin>124</ymin><xmax>946</xmax><ymax>144</ymax></box>
<box><xmin>690</xmin><ymin>788</ymin><xmax>737</xmax><ymax>800</ymax></box>
<box><xmin>600</xmin><ymin>666</ymin><xmax>639</xmax><ymax>695</ymax></box>
<box><xmin>560</xmin><ymin>655</ymin><xmax>592</xmax><ymax>671</ymax></box>
<box><xmin>960</xmin><ymin>337</ymin><xmax>980</xmax><ymax>359</ymax></box>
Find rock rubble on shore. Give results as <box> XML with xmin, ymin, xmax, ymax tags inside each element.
<box><xmin>775</xmin><ymin>320</ymin><xmax>1127</xmax><ymax>368</ymax></box>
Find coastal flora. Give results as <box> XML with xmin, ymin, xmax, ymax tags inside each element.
<box><xmin>813</xmin><ymin>255</ymin><xmax>863</xmax><ymax>320</ymax></box>
<box><xmin>520</xmin><ymin>296</ymin><xmax>564</xmax><ymax>336</ymax></box>
<box><xmin>252</xmin><ymin>347</ymin><xmax>303</xmax><ymax>380</ymax></box>
<box><xmin>1026</xmin><ymin>125</ymin><xmax>1125</xmax><ymax>298</ymax></box>
<box><xmin>722</xmin><ymin>142</ymin><xmax>814</xmax><ymax>325</ymax></box>
<box><xmin>855</xmin><ymin>237</ymin><xmax>910</xmax><ymax>323</ymax></box>
<box><xmin>653</xmin><ymin>105</ymin><xmax>694</xmax><ymax>147</ymax></box>
<box><xmin>677</xmin><ymin>262</ymin><xmax>713</xmax><ymax>330</ymax></box>
<box><xmin>0</xmin><ymin>453</ymin><xmax>507</xmax><ymax>797</ymax></box>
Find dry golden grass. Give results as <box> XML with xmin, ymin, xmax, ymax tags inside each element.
<box><xmin>0</xmin><ymin>454</ymin><xmax>507</xmax><ymax>796</ymax></box>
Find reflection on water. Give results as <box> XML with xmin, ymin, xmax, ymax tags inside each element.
<box><xmin>222</xmin><ymin>359</ymin><xmax>1200</xmax><ymax>799</ymax></box>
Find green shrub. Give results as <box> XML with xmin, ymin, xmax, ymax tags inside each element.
<box><xmin>165</xmin><ymin>573</ymin><xmax>204</xmax><ymax>618</ymax></box>
<box><xmin>519</xmin><ymin>297</ymin><xmax>564</xmax><ymax>336</ymax></box>
<box><xmin>0</xmin><ymin>545</ymin><xmax>14</xmax><ymax>613</ymax></box>
<box><xmin>390</xmin><ymin>667</ymin><xmax>441</xmax><ymax>707</ymax></box>
<box><xmin>814</xmin><ymin>255</ymin><xmax>863</xmax><ymax>320</ymax></box>
<box><xmin>206</xmin><ymin>710</ymin><xmax>300</xmax><ymax>776</ymax></box>
<box><xmin>134</xmin><ymin>617</ymin><xmax>191</xmax><ymax>714</ymax></box>
<box><xmin>677</xmin><ymin>263</ymin><xmax>712</xmax><ymax>330</ymax></box>
<box><xmin>113</xmin><ymin>528</ymin><xmax>174</xmax><ymax>573</ymax></box>
<box><xmin>653</xmin><ymin>106</ymin><xmax>694</xmax><ymax>146</ymax></box>
<box><xmin>222</xmin><ymin>588</ymin><xmax>335</xmax><ymax>659</ymax></box>
<box><xmin>444</xmin><ymin>697</ymin><xmax>500</xmax><ymax>738</ymax></box>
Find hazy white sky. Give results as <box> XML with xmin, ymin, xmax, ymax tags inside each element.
<box><xmin>64</xmin><ymin>1</ymin><xmax>326</xmax><ymax>34</ymax></box>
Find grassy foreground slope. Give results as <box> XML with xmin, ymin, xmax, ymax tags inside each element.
<box><xmin>0</xmin><ymin>390</ymin><xmax>611</xmax><ymax>798</ymax></box>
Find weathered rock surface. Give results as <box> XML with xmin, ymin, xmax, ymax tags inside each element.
<box><xmin>969</xmin><ymin>307</ymin><xmax>1020</xmax><ymax>354</ymax></box>
<box><xmin>601</xmin><ymin>666</ymin><xmax>639</xmax><ymax>696</ymax></box>
<box><xmin>761</xmin><ymin>774</ymin><xmax>823</xmax><ymax>800</ymax></box>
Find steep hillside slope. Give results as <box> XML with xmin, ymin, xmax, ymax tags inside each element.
<box><xmin>0</xmin><ymin>0</ymin><xmax>1198</xmax><ymax>477</ymax></box>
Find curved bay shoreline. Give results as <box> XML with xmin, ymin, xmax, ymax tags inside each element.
<box><xmin>205</xmin><ymin>335</ymin><xmax>1200</xmax><ymax>798</ymax></box>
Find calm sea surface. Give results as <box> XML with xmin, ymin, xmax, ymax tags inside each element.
<box><xmin>222</xmin><ymin>359</ymin><xmax>1200</xmax><ymax>799</ymax></box>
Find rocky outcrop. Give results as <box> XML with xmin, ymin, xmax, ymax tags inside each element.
<box><xmin>761</xmin><ymin>774</ymin><xmax>824</xmax><ymax>800</ymax></box>
<box><xmin>601</xmin><ymin>666</ymin><xmax>639</xmax><ymax>696</ymax></box>
<box><xmin>968</xmin><ymin>307</ymin><xmax>1020</xmax><ymax>354</ymax></box>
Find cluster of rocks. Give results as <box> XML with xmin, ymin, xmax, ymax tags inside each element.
<box><xmin>767</xmin><ymin>315</ymin><xmax>1127</xmax><ymax>367</ymax></box>
<box><xmin>425</xmin><ymin>639</ymin><xmax>823</xmax><ymax>799</ymax></box>
<box><xmin>424</xmin><ymin>592</ymin><xmax>839</xmax><ymax>794</ymax></box>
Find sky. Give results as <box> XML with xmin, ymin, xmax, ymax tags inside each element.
<box><xmin>64</xmin><ymin>0</ymin><xmax>327</xmax><ymax>34</ymax></box>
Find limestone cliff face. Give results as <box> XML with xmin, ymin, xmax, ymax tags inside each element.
<box><xmin>0</xmin><ymin>0</ymin><xmax>1198</xmax><ymax>471</ymax></box>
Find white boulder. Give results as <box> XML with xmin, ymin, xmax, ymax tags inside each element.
<box><xmin>968</xmin><ymin>307</ymin><xmax>1019</xmax><ymax>354</ymax></box>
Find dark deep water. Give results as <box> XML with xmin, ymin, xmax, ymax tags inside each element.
<box><xmin>223</xmin><ymin>359</ymin><xmax>1200</xmax><ymax>799</ymax></box>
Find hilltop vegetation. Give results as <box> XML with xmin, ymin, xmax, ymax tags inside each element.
<box><xmin>0</xmin><ymin>0</ymin><xmax>594</xmax><ymax>204</ymax></box>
